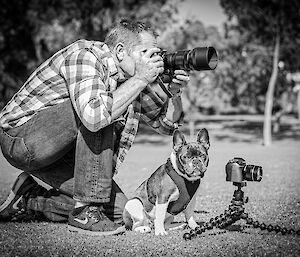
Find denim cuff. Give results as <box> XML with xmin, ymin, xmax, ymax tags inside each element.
<box><xmin>73</xmin><ymin>178</ymin><xmax>112</xmax><ymax>203</ymax></box>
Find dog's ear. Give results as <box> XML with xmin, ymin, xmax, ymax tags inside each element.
<box><xmin>173</xmin><ymin>129</ymin><xmax>186</xmax><ymax>152</ymax></box>
<box><xmin>197</xmin><ymin>128</ymin><xmax>210</xmax><ymax>150</ymax></box>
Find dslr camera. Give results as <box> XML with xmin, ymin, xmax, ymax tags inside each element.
<box><xmin>225</xmin><ymin>157</ymin><xmax>263</xmax><ymax>183</ymax></box>
<box><xmin>156</xmin><ymin>47</ymin><xmax>218</xmax><ymax>94</ymax></box>
<box><xmin>160</xmin><ymin>46</ymin><xmax>218</xmax><ymax>73</ymax></box>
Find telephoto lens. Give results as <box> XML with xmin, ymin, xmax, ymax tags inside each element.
<box><xmin>163</xmin><ymin>47</ymin><xmax>218</xmax><ymax>71</ymax></box>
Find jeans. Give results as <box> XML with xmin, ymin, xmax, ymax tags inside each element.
<box><xmin>0</xmin><ymin>100</ymin><xmax>127</xmax><ymax>223</ymax></box>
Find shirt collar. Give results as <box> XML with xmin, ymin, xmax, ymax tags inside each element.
<box><xmin>100</xmin><ymin>43</ymin><xmax>119</xmax><ymax>80</ymax></box>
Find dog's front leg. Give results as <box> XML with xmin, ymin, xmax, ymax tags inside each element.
<box><xmin>184</xmin><ymin>186</ymin><xmax>200</xmax><ymax>230</ymax></box>
<box><xmin>154</xmin><ymin>200</ymin><xmax>168</xmax><ymax>236</ymax></box>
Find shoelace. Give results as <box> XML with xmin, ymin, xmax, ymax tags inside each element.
<box><xmin>86</xmin><ymin>206</ymin><xmax>106</xmax><ymax>222</ymax></box>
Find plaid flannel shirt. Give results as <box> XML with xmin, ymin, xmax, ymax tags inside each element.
<box><xmin>0</xmin><ymin>39</ymin><xmax>180</xmax><ymax>172</ymax></box>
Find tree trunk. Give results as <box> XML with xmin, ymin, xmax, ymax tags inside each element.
<box><xmin>263</xmin><ymin>33</ymin><xmax>280</xmax><ymax>146</ymax></box>
<box><xmin>189</xmin><ymin>119</ymin><xmax>195</xmax><ymax>140</ymax></box>
<box><xmin>297</xmin><ymin>86</ymin><xmax>300</xmax><ymax>120</ymax></box>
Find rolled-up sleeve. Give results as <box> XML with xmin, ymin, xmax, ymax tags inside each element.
<box><xmin>60</xmin><ymin>49</ymin><xmax>113</xmax><ymax>132</ymax></box>
<box><xmin>140</xmin><ymin>85</ymin><xmax>182</xmax><ymax>136</ymax></box>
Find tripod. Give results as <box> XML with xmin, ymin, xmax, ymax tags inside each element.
<box><xmin>183</xmin><ymin>182</ymin><xmax>300</xmax><ymax>240</ymax></box>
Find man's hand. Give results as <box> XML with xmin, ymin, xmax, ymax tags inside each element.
<box><xmin>167</xmin><ymin>70</ymin><xmax>189</xmax><ymax>95</ymax></box>
<box><xmin>134</xmin><ymin>48</ymin><xmax>164</xmax><ymax>84</ymax></box>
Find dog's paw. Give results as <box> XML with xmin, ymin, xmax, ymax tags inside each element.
<box><xmin>187</xmin><ymin>217</ymin><xmax>198</xmax><ymax>230</ymax></box>
<box><xmin>155</xmin><ymin>229</ymin><xmax>168</xmax><ymax>236</ymax></box>
<box><xmin>134</xmin><ymin>225</ymin><xmax>151</xmax><ymax>233</ymax></box>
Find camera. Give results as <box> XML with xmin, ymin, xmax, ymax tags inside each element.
<box><xmin>161</xmin><ymin>47</ymin><xmax>218</xmax><ymax>72</ymax></box>
<box><xmin>225</xmin><ymin>157</ymin><xmax>263</xmax><ymax>183</ymax></box>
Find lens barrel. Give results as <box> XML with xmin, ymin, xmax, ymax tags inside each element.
<box><xmin>163</xmin><ymin>47</ymin><xmax>218</xmax><ymax>71</ymax></box>
<box><xmin>243</xmin><ymin>165</ymin><xmax>263</xmax><ymax>182</ymax></box>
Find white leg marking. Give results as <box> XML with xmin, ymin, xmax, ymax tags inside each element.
<box><xmin>124</xmin><ymin>199</ymin><xmax>151</xmax><ymax>233</ymax></box>
<box><xmin>154</xmin><ymin>201</ymin><xmax>168</xmax><ymax>236</ymax></box>
<box><xmin>124</xmin><ymin>199</ymin><xmax>144</xmax><ymax>221</ymax></box>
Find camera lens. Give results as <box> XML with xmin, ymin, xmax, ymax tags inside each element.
<box><xmin>188</xmin><ymin>47</ymin><xmax>218</xmax><ymax>71</ymax></box>
<box><xmin>243</xmin><ymin>165</ymin><xmax>263</xmax><ymax>182</ymax></box>
<box><xmin>163</xmin><ymin>47</ymin><xmax>218</xmax><ymax>71</ymax></box>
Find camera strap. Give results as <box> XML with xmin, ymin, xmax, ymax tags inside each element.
<box><xmin>157</xmin><ymin>76</ymin><xmax>173</xmax><ymax>98</ymax></box>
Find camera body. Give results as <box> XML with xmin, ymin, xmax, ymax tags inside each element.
<box><xmin>160</xmin><ymin>47</ymin><xmax>218</xmax><ymax>73</ymax></box>
<box><xmin>225</xmin><ymin>157</ymin><xmax>263</xmax><ymax>183</ymax></box>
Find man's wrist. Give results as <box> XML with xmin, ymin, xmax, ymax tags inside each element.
<box><xmin>130</xmin><ymin>76</ymin><xmax>149</xmax><ymax>89</ymax></box>
<box><xmin>167</xmin><ymin>84</ymin><xmax>182</xmax><ymax>98</ymax></box>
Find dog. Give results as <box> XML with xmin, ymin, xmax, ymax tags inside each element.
<box><xmin>123</xmin><ymin>128</ymin><xmax>210</xmax><ymax>235</ymax></box>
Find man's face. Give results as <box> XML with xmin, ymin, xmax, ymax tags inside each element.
<box><xmin>120</xmin><ymin>32</ymin><xmax>158</xmax><ymax>80</ymax></box>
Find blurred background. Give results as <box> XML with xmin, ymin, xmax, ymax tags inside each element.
<box><xmin>0</xmin><ymin>2</ymin><xmax>299</xmax><ymax>255</ymax></box>
<box><xmin>0</xmin><ymin>0</ymin><xmax>299</xmax><ymax>145</ymax></box>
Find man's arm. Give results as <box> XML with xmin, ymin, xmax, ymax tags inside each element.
<box><xmin>60</xmin><ymin>47</ymin><xmax>163</xmax><ymax>132</ymax></box>
<box><xmin>111</xmin><ymin>77</ymin><xmax>147</xmax><ymax>121</ymax></box>
<box><xmin>140</xmin><ymin>85</ymin><xmax>183</xmax><ymax>136</ymax></box>
<box><xmin>111</xmin><ymin>47</ymin><xmax>164</xmax><ymax>121</ymax></box>
<box><xmin>164</xmin><ymin>70</ymin><xmax>189</xmax><ymax>123</ymax></box>
<box><xmin>165</xmin><ymin>95</ymin><xmax>183</xmax><ymax>123</ymax></box>
<box><xmin>140</xmin><ymin>70</ymin><xmax>188</xmax><ymax>135</ymax></box>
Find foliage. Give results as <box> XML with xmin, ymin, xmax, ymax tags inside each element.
<box><xmin>0</xmin><ymin>0</ymin><xmax>177</xmax><ymax>108</ymax></box>
<box><xmin>159</xmin><ymin>17</ymin><xmax>277</xmax><ymax>115</ymax></box>
<box><xmin>220</xmin><ymin>0</ymin><xmax>300</xmax><ymax>70</ymax></box>
<box><xmin>1</xmin><ymin>0</ymin><xmax>298</xmax><ymax>118</ymax></box>
<box><xmin>219</xmin><ymin>0</ymin><xmax>300</xmax><ymax>97</ymax></box>
<box><xmin>220</xmin><ymin>0</ymin><xmax>300</xmax><ymax>145</ymax></box>
<box><xmin>220</xmin><ymin>0</ymin><xmax>300</xmax><ymax>105</ymax></box>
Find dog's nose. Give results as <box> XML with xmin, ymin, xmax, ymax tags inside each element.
<box><xmin>192</xmin><ymin>159</ymin><xmax>201</xmax><ymax>167</ymax></box>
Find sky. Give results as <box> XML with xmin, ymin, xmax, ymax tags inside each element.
<box><xmin>178</xmin><ymin>0</ymin><xmax>227</xmax><ymax>28</ymax></box>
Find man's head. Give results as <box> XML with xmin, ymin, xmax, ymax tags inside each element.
<box><xmin>104</xmin><ymin>19</ymin><xmax>160</xmax><ymax>81</ymax></box>
<box><xmin>105</xmin><ymin>19</ymin><xmax>157</xmax><ymax>54</ymax></box>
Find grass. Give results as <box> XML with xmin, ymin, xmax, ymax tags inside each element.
<box><xmin>0</xmin><ymin>115</ymin><xmax>300</xmax><ymax>256</ymax></box>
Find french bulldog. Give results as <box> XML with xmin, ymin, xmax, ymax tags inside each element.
<box><xmin>123</xmin><ymin>128</ymin><xmax>210</xmax><ymax>235</ymax></box>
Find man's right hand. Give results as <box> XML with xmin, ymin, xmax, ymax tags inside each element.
<box><xmin>134</xmin><ymin>47</ymin><xmax>164</xmax><ymax>84</ymax></box>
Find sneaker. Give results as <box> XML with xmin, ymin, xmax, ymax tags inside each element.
<box><xmin>0</xmin><ymin>172</ymin><xmax>38</xmax><ymax>221</ymax></box>
<box><xmin>68</xmin><ymin>205</ymin><xmax>125</xmax><ymax>236</ymax></box>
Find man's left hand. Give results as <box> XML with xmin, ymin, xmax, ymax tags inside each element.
<box><xmin>168</xmin><ymin>70</ymin><xmax>189</xmax><ymax>96</ymax></box>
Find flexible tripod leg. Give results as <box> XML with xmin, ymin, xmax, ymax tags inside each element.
<box><xmin>183</xmin><ymin>185</ymin><xmax>247</xmax><ymax>240</ymax></box>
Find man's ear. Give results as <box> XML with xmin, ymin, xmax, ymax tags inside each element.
<box><xmin>173</xmin><ymin>130</ymin><xmax>186</xmax><ymax>152</ymax></box>
<box><xmin>114</xmin><ymin>43</ymin><xmax>125</xmax><ymax>62</ymax></box>
<box><xmin>196</xmin><ymin>128</ymin><xmax>210</xmax><ymax>150</ymax></box>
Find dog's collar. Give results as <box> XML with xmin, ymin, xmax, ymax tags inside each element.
<box><xmin>168</xmin><ymin>152</ymin><xmax>201</xmax><ymax>181</ymax></box>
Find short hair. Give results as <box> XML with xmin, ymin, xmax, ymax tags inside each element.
<box><xmin>104</xmin><ymin>19</ymin><xmax>157</xmax><ymax>53</ymax></box>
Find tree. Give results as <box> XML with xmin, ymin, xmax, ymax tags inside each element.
<box><xmin>0</xmin><ymin>0</ymin><xmax>179</xmax><ymax>108</ymax></box>
<box><xmin>157</xmin><ymin>19</ymin><xmax>224</xmax><ymax>137</ymax></box>
<box><xmin>220</xmin><ymin>0</ymin><xmax>300</xmax><ymax>145</ymax></box>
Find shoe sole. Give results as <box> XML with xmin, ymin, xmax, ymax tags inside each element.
<box><xmin>0</xmin><ymin>190</ymin><xmax>16</xmax><ymax>213</ymax></box>
<box><xmin>68</xmin><ymin>225</ymin><xmax>126</xmax><ymax>236</ymax></box>
<box><xmin>0</xmin><ymin>172</ymin><xmax>36</xmax><ymax>218</ymax></box>
<box><xmin>12</xmin><ymin>172</ymin><xmax>36</xmax><ymax>195</ymax></box>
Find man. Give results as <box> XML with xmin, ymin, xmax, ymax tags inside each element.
<box><xmin>0</xmin><ymin>19</ymin><xmax>188</xmax><ymax>236</ymax></box>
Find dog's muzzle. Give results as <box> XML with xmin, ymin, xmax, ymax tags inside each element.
<box><xmin>192</xmin><ymin>159</ymin><xmax>206</xmax><ymax>178</ymax></box>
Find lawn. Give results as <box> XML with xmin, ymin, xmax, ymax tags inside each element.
<box><xmin>0</xmin><ymin>115</ymin><xmax>299</xmax><ymax>256</ymax></box>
